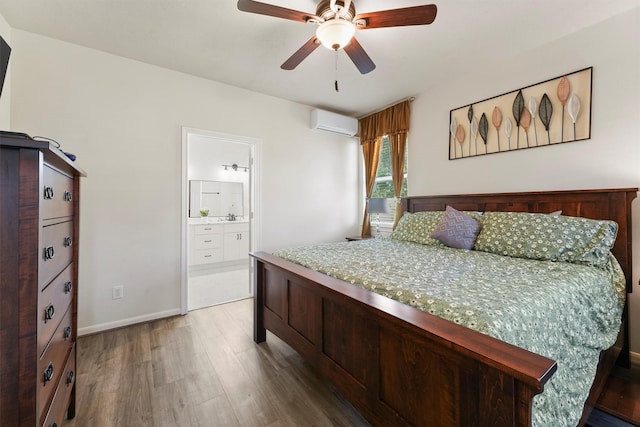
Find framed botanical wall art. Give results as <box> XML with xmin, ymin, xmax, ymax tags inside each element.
<box><xmin>449</xmin><ymin>67</ymin><xmax>592</xmax><ymax>160</ymax></box>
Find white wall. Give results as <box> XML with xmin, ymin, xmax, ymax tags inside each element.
<box><xmin>0</xmin><ymin>13</ymin><xmax>10</xmax><ymax>128</ymax></box>
<box><xmin>9</xmin><ymin>30</ymin><xmax>360</xmax><ymax>333</ymax></box>
<box><xmin>408</xmin><ymin>8</ymin><xmax>640</xmax><ymax>353</ymax></box>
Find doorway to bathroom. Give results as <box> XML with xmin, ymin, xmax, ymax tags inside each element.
<box><xmin>180</xmin><ymin>128</ymin><xmax>261</xmax><ymax>313</ymax></box>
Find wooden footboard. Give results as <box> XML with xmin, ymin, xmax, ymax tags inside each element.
<box><xmin>252</xmin><ymin>252</ymin><xmax>557</xmax><ymax>427</ymax></box>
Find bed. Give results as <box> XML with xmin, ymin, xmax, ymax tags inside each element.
<box><xmin>251</xmin><ymin>188</ymin><xmax>637</xmax><ymax>427</ymax></box>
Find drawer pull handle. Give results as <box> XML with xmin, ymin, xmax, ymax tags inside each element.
<box><xmin>66</xmin><ymin>370</ymin><xmax>74</xmax><ymax>385</ymax></box>
<box><xmin>44</xmin><ymin>304</ymin><xmax>55</xmax><ymax>323</ymax></box>
<box><xmin>44</xmin><ymin>246</ymin><xmax>55</xmax><ymax>261</ymax></box>
<box><xmin>204</xmin><ymin>227</ymin><xmax>212</xmax><ymax>231</ymax></box>
<box><xmin>44</xmin><ymin>186</ymin><xmax>54</xmax><ymax>200</ymax></box>
<box><xmin>204</xmin><ymin>255</ymin><xmax>212</xmax><ymax>258</ymax></box>
<box><xmin>64</xmin><ymin>281</ymin><xmax>73</xmax><ymax>294</ymax></box>
<box><xmin>63</xmin><ymin>236</ymin><xmax>72</xmax><ymax>247</ymax></box>
<box><xmin>63</xmin><ymin>191</ymin><xmax>72</xmax><ymax>202</ymax></box>
<box><xmin>63</xmin><ymin>326</ymin><xmax>72</xmax><ymax>340</ymax></box>
<box><xmin>43</xmin><ymin>363</ymin><xmax>54</xmax><ymax>384</ymax></box>
<box><xmin>204</xmin><ymin>240</ymin><xmax>212</xmax><ymax>243</ymax></box>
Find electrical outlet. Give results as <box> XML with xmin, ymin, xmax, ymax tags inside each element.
<box><xmin>112</xmin><ymin>285</ymin><xmax>124</xmax><ymax>300</ymax></box>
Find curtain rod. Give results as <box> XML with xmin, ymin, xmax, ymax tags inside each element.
<box><xmin>358</xmin><ymin>96</ymin><xmax>415</xmax><ymax>119</ymax></box>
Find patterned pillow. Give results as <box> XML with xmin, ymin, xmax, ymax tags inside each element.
<box><xmin>390</xmin><ymin>211</ymin><xmax>446</xmax><ymax>246</ymax></box>
<box><xmin>430</xmin><ymin>206</ymin><xmax>482</xmax><ymax>250</ymax></box>
<box><xmin>474</xmin><ymin>211</ymin><xmax>618</xmax><ymax>266</ymax></box>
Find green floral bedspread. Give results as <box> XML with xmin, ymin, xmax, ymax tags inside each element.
<box><xmin>274</xmin><ymin>238</ymin><xmax>626</xmax><ymax>427</ymax></box>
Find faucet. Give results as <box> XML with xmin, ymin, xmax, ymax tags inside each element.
<box><xmin>227</xmin><ymin>213</ymin><xmax>236</xmax><ymax>221</ymax></box>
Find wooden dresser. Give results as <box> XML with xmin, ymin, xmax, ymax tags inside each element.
<box><xmin>0</xmin><ymin>135</ymin><xmax>86</xmax><ymax>426</ymax></box>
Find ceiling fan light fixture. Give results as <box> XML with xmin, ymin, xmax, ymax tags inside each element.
<box><xmin>316</xmin><ymin>19</ymin><xmax>355</xmax><ymax>51</ymax></box>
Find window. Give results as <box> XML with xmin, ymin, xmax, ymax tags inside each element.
<box><xmin>370</xmin><ymin>136</ymin><xmax>408</xmax><ymax>235</ymax></box>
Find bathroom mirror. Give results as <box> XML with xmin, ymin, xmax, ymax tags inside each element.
<box><xmin>189</xmin><ymin>180</ymin><xmax>243</xmax><ymax>218</ymax></box>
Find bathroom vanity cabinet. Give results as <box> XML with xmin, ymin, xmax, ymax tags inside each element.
<box><xmin>189</xmin><ymin>222</ymin><xmax>249</xmax><ymax>266</ymax></box>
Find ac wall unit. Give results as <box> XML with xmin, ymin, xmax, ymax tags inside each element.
<box><xmin>310</xmin><ymin>109</ymin><xmax>358</xmax><ymax>137</ymax></box>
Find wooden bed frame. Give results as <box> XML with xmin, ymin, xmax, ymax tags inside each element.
<box><xmin>251</xmin><ymin>188</ymin><xmax>637</xmax><ymax>427</ymax></box>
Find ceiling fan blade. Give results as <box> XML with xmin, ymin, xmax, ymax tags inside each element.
<box><xmin>354</xmin><ymin>4</ymin><xmax>437</xmax><ymax>29</ymax></box>
<box><xmin>237</xmin><ymin>0</ymin><xmax>319</xmax><ymax>23</ymax></box>
<box><xmin>281</xmin><ymin>37</ymin><xmax>321</xmax><ymax>70</ymax></box>
<box><xmin>344</xmin><ymin>38</ymin><xmax>375</xmax><ymax>74</ymax></box>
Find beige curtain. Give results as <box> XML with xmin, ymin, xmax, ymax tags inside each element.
<box><xmin>359</xmin><ymin>100</ymin><xmax>411</xmax><ymax>235</ymax></box>
<box><xmin>390</xmin><ymin>133</ymin><xmax>407</xmax><ymax>228</ymax></box>
<box><xmin>387</xmin><ymin>101</ymin><xmax>410</xmax><ymax>228</ymax></box>
<box><xmin>359</xmin><ymin>136</ymin><xmax>381</xmax><ymax>237</ymax></box>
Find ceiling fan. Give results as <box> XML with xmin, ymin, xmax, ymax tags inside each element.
<box><xmin>237</xmin><ymin>0</ymin><xmax>437</xmax><ymax>74</ymax></box>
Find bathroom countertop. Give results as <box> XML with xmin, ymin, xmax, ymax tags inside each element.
<box><xmin>188</xmin><ymin>218</ymin><xmax>248</xmax><ymax>225</ymax></box>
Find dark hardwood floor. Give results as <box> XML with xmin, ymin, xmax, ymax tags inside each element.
<box><xmin>589</xmin><ymin>363</ymin><xmax>640</xmax><ymax>426</ymax></box>
<box><xmin>62</xmin><ymin>298</ymin><xmax>370</xmax><ymax>427</ymax></box>
<box><xmin>62</xmin><ymin>298</ymin><xmax>639</xmax><ymax>426</ymax></box>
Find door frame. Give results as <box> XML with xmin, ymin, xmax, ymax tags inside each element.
<box><xmin>180</xmin><ymin>127</ymin><xmax>262</xmax><ymax>314</ymax></box>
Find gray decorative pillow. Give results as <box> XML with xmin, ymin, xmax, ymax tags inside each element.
<box><xmin>474</xmin><ymin>211</ymin><xmax>618</xmax><ymax>266</ymax></box>
<box><xmin>430</xmin><ymin>206</ymin><xmax>482</xmax><ymax>250</ymax></box>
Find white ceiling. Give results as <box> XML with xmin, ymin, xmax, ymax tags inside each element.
<box><xmin>0</xmin><ymin>0</ymin><xmax>638</xmax><ymax>117</ymax></box>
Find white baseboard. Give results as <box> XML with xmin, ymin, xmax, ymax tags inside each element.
<box><xmin>78</xmin><ymin>308</ymin><xmax>182</xmax><ymax>336</ymax></box>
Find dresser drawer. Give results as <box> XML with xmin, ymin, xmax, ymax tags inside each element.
<box><xmin>38</xmin><ymin>264</ymin><xmax>74</xmax><ymax>357</ymax></box>
<box><xmin>194</xmin><ymin>224</ymin><xmax>221</xmax><ymax>235</ymax></box>
<box><xmin>38</xmin><ymin>306</ymin><xmax>74</xmax><ymax>420</ymax></box>
<box><xmin>39</xmin><ymin>220</ymin><xmax>74</xmax><ymax>288</ymax></box>
<box><xmin>41</xmin><ymin>344</ymin><xmax>75</xmax><ymax>427</ymax></box>
<box><xmin>42</xmin><ymin>164</ymin><xmax>74</xmax><ymax>220</ymax></box>
<box><xmin>194</xmin><ymin>233</ymin><xmax>222</xmax><ymax>250</ymax></box>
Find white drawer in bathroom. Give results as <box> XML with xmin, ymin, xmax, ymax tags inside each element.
<box><xmin>194</xmin><ymin>224</ymin><xmax>222</xmax><ymax>235</ymax></box>
<box><xmin>194</xmin><ymin>233</ymin><xmax>222</xmax><ymax>250</ymax></box>
<box><xmin>191</xmin><ymin>249</ymin><xmax>223</xmax><ymax>264</ymax></box>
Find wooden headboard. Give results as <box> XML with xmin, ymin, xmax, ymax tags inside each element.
<box><xmin>403</xmin><ymin>188</ymin><xmax>637</xmax><ymax>293</ymax></box>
